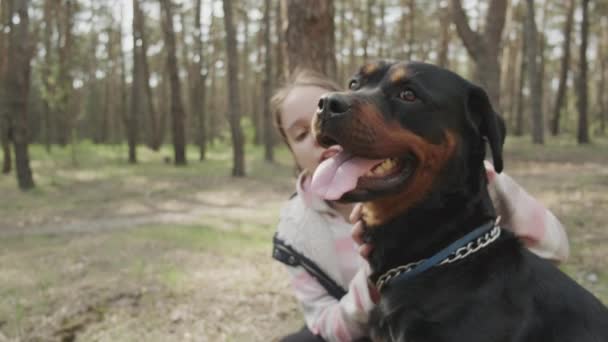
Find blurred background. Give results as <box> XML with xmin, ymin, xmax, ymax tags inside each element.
<box><xmin>0</xmin><ymin>0</ymin><xmax>606</xmax><ymax>341</ymax></box>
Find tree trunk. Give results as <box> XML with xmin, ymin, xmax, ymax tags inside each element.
<box><xmin>5</xmin><ymin>0</ymin><xmax>35</xmax><ymax>190</ymax></box>
<box><xmin>363</xmin><ymin>0</ymin><xmax>373</xmax><ymax>60</ymax></box>
<box><xmin>119</xmin><ymin>3</ymin><xmax>128</xmax><ymax>149</ymax></box>
<box><xmin>597</xmin><ymin>17</ymin><xmax>607</xmax><ymax>135</ymax></box>
<box><xmin>514</xmin><ymin>13</ymin><xmax>527</xmax><ymax>137</ymax></box>
<box><xmin>274</xmin><ymin>0</ymin><xmax>285</xmax><ymax>85</ymax></box>
<box><xmin>437</xmin><ymin>1</ymin><xmax>451</xmax><ymax>68</ymax></box>
<box><xmin>525</xmin><ymin>0</ymin><xmax>543</xmax><ymax>144</ymax></box>
<box><xmin>378</xmin><ymin>0</ymin><xmax>386</xmax><ymax>57</ymax></box>
<box><xmin>450</xmin><ymin>0</ymin><xmax>506</xmax><ymax>110</ymax></box>
<box><xmin>180</xmin><ymin>10</ymin><xmax>193</xmax><ymax>138</ymax></box>
<box><xmin>57</xmin><ymin>0</ymin><xmax>74</xmax><ymax>147</ymax></box>
<box><xmin>577</xmin><ymin>0</ymin><xmax>590</xmax><ymax>144</ymax></box>
<box><xmin>133</xmin><ymin>0</ymin><xmax>161</xmax><ymax>151</ymax></box>
<box><xmin>500</xmin><ymin>4</ymin><xmax>519</xmax><ymax>126</ymax></box>
<box><xmin>1</xmin><ymin>0</ymin><xmax>11</xmax><ymax>174</ymax></box>
<box><xmin>42</xmin><ymin>0</ymin><xmax>53</xmax><ymax>152</ymax></box>
<box><xmin>0</xmin><ymin>118</ymin><xmax>9</xmax><ymax>174</ymax></box>
<box><xmin>407</xmin><ymin>0</ymin><xmax>415</xmax><ymax>60</ymax></box>
<box><xmin>253</xmin><ymin>26</ymin><xmax>263</xmax><ymax>146</ymax></box>
<box><xmin>128</xmin><ymin>0</ymin><xmax>141</xmax><ymax>163</ymax></box>
<box><xmin>193</xmin><ymin>0</ymin><xmax>208</xmax><ymax>161</ymax></box>
<box><xmin>337</xmin><ymin>0</ymin><xmax>346</xmax><ymax>83</ymax></box>
<box><xmin>550</xmin><ymin>0</ymin><xmax>574</xmax><ymax>136</ymax></box>
<box><xmin>282</xmin><ymin>0</ymin><xmax>336</xmax><ymax>79</ymax></box>
<box><xmin>160</xmin><ymin>0</ymin><xmax>187</xmax><ymax>165</ymax></box>
<box><xmin>105</xmin><ymin>23</ymin><xmax>120</xmax><ymax>144</ymax></box>
<box><xmin>207</xmin><ymin>13</ymin><xmax>220</xmax><ymax>144</ymax></box>
<box><xmin>223</xmin><ymin>0</ymin><xmax>246</xmax><ymax>176</ymax></box>
<box><xmin>263</xmin><ymin>0</ymin><xmax>274</xmax><ymax>162</ymax></box>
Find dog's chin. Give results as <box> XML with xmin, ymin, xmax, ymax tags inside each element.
<box><xmin>337</xmin><ymin>154</ymin><xmax>418</xmax><ymax>203</ymax></box>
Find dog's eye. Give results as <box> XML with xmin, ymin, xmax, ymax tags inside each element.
<box><xmin>398</xmin><ymin>89</ymin><xmax>417</xmax><ymax>102</ymax></box>
<box><xmin>348</xmin><ymin>79</ymin><xmax>359</xmax><ymax>90</ymax></box>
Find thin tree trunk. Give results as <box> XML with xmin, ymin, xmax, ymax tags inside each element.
<box><xmin>363</xmin><ymin>0</ymin><xmax>373</xmax><ymax>60</ymax></box>
<box><xmin>283</xmin><ymin>0</ymin><xmax>337</xmax><ymax>79</ymax></box>
<box><xmin>437</xmin><ymin>1</ymin><xmax>451</xmax><ymax>68</ymax></box>
<box><xmin>337</xmin><ymin>0</ymin><xmax>346</xmax><ymax>83</ymax></box>
<box><xmin>160</xmin><ymin>0</ymin><xmax>187</xmax><ymax>165</ymax></box>
<box><xmin>525</xmin><ymin>0</ymin><xmax>543</xmax><ymax>144</ymax></box>
<box><xmin>505</xmin><ymin>35</ymin><xmax>518</xmax><ymax>125</ymax></box>
<box><xmin>105</xmin><ymin>23</ymin><xmax>119</xmax><ymax>144</ymax></box>
<box><xmin>450</xmin><ymin>0</ymin><xmax>507</xmax><ymax>110</ymax></box>
<box><xmin>538</xmin><ymin>0</ymin><xmax>550</xmax><ymax>130</ymax></box>
<box><xmin>348</xmin><ymin>7</ymin><xmax>357</xmax><ymax>74</ymax></box>
<box><xmin>133</xmin><ymin>0</ymin><xmax>161</xmax><ymax>150</ymax></box>
<box><xmin>550</xmin><ymin>0</ymin><xmax>574</xmax><ymax>136</ymax></box>
<box><xmin>128</xmin><ymin>0</ymin><xmax>141</xmax><ymax>163</ymax></box>
<box><xmin>0</xmin><ymin>0</ymin><xmax>11</xmax><ymax>174</ymax></box>
<box><xmin>514</xmin><ymin>14</ymin><xmax>527</xmax><ymax>137</ymax></box>
<box><xmin>57</xmin><ymin>0</ymin><xmax>74</xmax><ymax>147</ymax></box>
<box><xmin>263</xmin><ymin>0</ymin><xmax>274</xmax><ymax>162</ymax></box>
<box><xmin>378</xmin><ymin>0</ymin><xmax>386</xmax><ymax>58</ymax></box>
<box><xmin>118</xmin><ymin>3</ymin><xmax>128</xmax><ymax>149</ymax></box>
<box><xmin>5</xmin><ymin>0</ymin><xmax>35</xmax><ymax>189</ymax></box>
<box><xmin>253</xmin><ymin>27</ymin><xmax>263</xmax><ymax>146</ymax></box>
<box><xmin>180</xmin><ymin>10</ymin><xmax>193</xmax><ymax>135</ymax></box>
<box><xmin>240</xmin><ymin>4</ymin><xmax>253</xmax><ymax>142</ymax></box>
<box><xmin>207</xmin><ymin>18</ymin><xmax>220</xmax><ymax>144</ymax></box>
<box><xmin>408</xmin><ymin>0</ymin><xmax>415</xmax><ymax>60</ymax></box>
<box><xmin>0</xmin><ymin>118</ymin><xmax>9</xmax><ymax>174</ymax></box>
<box><xmin>274</xmin><ymin>0</ymin><xmax>285</xmax><ymax>85</ymax></box>
<box><xmin>597</xmin><ymin>17</ymin><xmax>607</xmax><ymax>135</ymax></box>
<box><xmin>42</xmin><ymin>0</ymin><xmax>53</xmax><ymax>152</ymax></box>
<box><xmin>577</xmin><ymin>0</ymin><xmax>590</xmax><ymax>144</ymax></box>
<box><xmin>223</xmin><ymin>0</ymin><xmax>245</xmax><ymax>176</ymax></box>
<box><xmin>193</xmin><ymin>0</ymin><xmax>208</xmax><ymax>161</ymax></box>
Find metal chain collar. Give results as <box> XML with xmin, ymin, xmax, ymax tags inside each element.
<box><xmin>376</xmin><ymin>221</ymin><xmax>502</xmax><ymax>292</ymax></box>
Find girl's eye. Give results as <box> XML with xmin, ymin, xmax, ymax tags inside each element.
<box><xmin>294</xmin><ymin>130</ymin><xmax>308</xmax><ymax>142</ymax></box>
<box><xmin>348</xmin><ymin>79</ymin><xmax>359</xmax><ymax>90</ymax></box>
<box><xmin>398</xmin><ymin>89</ymin><xmax>417</xmax><ymax>102</ymax></box>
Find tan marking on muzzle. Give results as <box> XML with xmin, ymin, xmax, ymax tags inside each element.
<box><xmin>349</xmin><ymin>105</ymin><xmax>457</xmax><ymax>227</ymax></box>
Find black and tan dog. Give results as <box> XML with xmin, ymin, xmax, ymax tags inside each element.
<box><xmin>311</xmin><ymin>61</ymin><xmax>608</xmax><ymax>342</ymax></box>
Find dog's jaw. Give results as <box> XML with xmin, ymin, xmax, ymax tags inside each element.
<box><xmin>359</xmin><ymin>131</ymin><xmax>458</xmax><ymax>227</ymax></box>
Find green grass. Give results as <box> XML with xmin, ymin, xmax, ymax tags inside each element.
<box><xmin>504</xmin><ymin>135</ymin><xmax>608</xmax><ymax>163</ymax></box>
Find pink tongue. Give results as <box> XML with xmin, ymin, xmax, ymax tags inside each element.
<box><xmin>311</xmin><ymin>149</ymin><xmax>384</xmax><ymax>200</ymax></box>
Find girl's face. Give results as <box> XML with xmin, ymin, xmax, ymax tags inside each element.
<box><xmin>281</xmin><ymin>86</ymin><xmax>335</xmax><ymax>173</ymax></box>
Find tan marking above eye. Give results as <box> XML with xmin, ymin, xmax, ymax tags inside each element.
<box><xmin>362</xmin><ymin>63</ymin><xmax>379</xmax><ymax>75</ymax></box>
<box><xmin>390</xmin><ymin>67</ymin><xmax>408</xmax><ymax>83</ymax></box>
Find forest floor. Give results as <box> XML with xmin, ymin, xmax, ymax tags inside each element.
<box><xmin>0</xmin><ymin>137</ymin><xmax>607</xmax><ymax>341</ymax></box>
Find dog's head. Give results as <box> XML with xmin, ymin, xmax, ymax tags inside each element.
<box><xmin>311</xmin><ymin>61</ymin><xmax>505</xmax><ymax>226</ymax></box>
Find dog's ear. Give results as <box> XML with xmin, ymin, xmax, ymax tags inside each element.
<box><xmin>466</xmin><ymin>86</ymin><xmax>505</xmax><ymax>173</ymax></box>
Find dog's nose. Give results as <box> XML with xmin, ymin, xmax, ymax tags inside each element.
<box><xmin>317</xmin><ymin>93</ymin><xmax>351</xmax><ymax>120</ymax></box>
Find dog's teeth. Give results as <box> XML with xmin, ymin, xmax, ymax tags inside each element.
<box><xmin>367</xmin><ymin>158</ymin><xmax>398</xmax><ymax>177</ymax></box>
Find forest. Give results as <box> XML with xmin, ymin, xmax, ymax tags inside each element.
<box><xmin>0</xmin><ymin>0</ymin><xmax>606</xmax><ymax>341</ymax></box>
<box><xmin>1</xmin><ymin>0</ymin><xmax>606</xmax><ymax>189</ymax></box>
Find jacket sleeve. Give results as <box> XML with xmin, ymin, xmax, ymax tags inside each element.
<box><xmin>485</xmin><ymin>161</ymin><xmax>570</xmax><ymax>262</ymax></box>
<box><xmin>284</xmin><ymin>263</ymin><xmax>375</xmax><ymax>342</ymax></box>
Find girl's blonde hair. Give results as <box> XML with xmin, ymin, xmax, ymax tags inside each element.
<box><xmin>271</xmin><ymin>68</ymin><xmax>343</xmax><ymax>148</ymax></box>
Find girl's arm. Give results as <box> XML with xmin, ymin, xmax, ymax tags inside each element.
<box><xmin>283</xmin><ymin>263</ymin><xmax>374</xmax><ymax>342</ymax></box>
<box><xmin>485</xmin><ymin>161</ymin><xmax>570</xmax><ymax>262</ymax></box>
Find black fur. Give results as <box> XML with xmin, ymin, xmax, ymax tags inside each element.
<box><xmin>319</xmin><ymin>61</ymin><xmax>608</xmax><ymax>341</ymax></box>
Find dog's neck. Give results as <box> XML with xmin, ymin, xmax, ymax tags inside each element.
<box><xmin>366</xmin><ymin>162</ymin><xmax>497</xmax><ymax>283</ymax></box>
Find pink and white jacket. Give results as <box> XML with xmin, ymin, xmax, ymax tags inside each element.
<box><xmin>274</xmin><ymin>162</ymin><xmax>569</xmax><ymax>341</ymax></box>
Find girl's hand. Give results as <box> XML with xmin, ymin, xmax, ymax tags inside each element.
<box><xmin>350</xmin><ymin>203</ymin><xmax>373</xmax><ymax>260</ymax></box>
